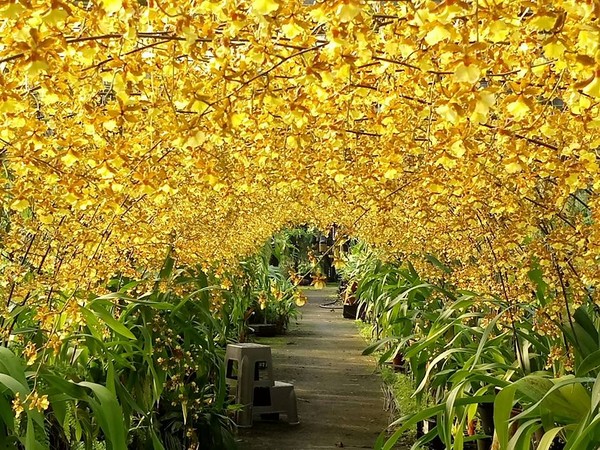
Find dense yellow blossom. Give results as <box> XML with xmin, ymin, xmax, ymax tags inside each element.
<box><xmin>0</xmin><ymin>0</ymin><xmax>599</xmax><ymax>323</ymax></box>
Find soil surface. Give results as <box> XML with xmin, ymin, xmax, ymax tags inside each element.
<box><xmin>237</xmin><ymin>286</ymin><xmax>399</xmax><ymax>450</ymax></box>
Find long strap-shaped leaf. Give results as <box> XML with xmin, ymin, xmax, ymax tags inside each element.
<box><xmin>78</xmin><ymin>381</ymin><xmax>127</xmax><ymax>450</ymax></box>
<box><xmin>378</xmin><ymin>395</ymin><xmax>495</xmax><ymax>450</ymax></box>
<box><xmin>494</xmin><ymin>383</ymin><xmax>518</xmax><ymax>449</ymax></box>
<box><xmin>536</xmin><ymin>427</ymin><xmax>565</xmax><ymax>450</ymax></box>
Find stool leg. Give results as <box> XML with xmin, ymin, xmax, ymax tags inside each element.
<box><xmin>287</xmin><ymin>389</ymin><xmax>299</xmax><ymax>425</ymax></box>
<box><xmin>237</xmin><ymin>403</ymin><xmax>253</xmax><ymax>428</ymax></box>
<box><xmin>236</xmin><ymin>358</ymin><xmax>254</xmax><ymax>427</ymax></box>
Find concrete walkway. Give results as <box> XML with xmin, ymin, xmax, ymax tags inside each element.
<box><xmin>237</xmin><ymin>286</ymin><xmax>391</xmax><ymax>450</ymax></box>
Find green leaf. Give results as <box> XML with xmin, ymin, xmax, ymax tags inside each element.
<box><xmin>382</xmin><ymin>404</ymin><xmax>445</xmax><ymax>450</ymax></box>
<box><xmin>106</xmin><ymin>360</ymin><xmax>116</xmax><ymax>396</ymax></box>
<box><xmin>0</xmin><ymin>373</ymin><xmax>29</xmax><ymax>396</ymax></box>
<box><xmin>425</xmin><ymin>254</ymin><xmax>452</xmax><ymax>274</ymax></box>
<box><xmin>22</xmin><ymin>411</ymin><xmax>49</xmax><ymax>450</ymax></box>
<box><xmin>454</xmin><ymin>416</ymin><xmax>466</xmax><ymax>450</ymax></box>
<box><xmin>405</xmin><ymin>313</ymin><xmax>480</xmax><ymax>358</ymax></box>
<box><xmin>85</xmin><ymin>302</ymin><xmax>136</xmax><ymax>339</ymax></box>
<box><xmin>95</xmin><ymin>292</ymin><xmax>138</xmax><ymax>303</ymax></box>
<box><xmin>0</xmin><ymin>347</ymin><xmax>28</xmax><ymax>387</ymax></box>
<box><xmin>513</xmin><ymin>377</ymin><xmax>593</xmax><ymax>424</ymax></box>
<box><xmin>78</xmin><ymin>382</ymin><xmax>127</xmax><ymax>450</ymax></box>
<box><xmin>536</xmin><ymin>427</ymin><xmax>564</xmax><ymax>450</ymax></box>
<box><xmin>414</xmin><ymin>348</ymin><xmax>466</xmax><ymax>395</ymax></box>
<box><xmin>577</xmin><ymin>349</ymin><xmax>600</xmax><ymax>377</ymax></box>
<box><xmin>574</xmin><ymin>307</ymin><xmax>599</xmax><ymax>345</ymax></box>
<box><xmin>593</xmin><ymin>373</ymin><xmax>600</xmax><ymax>413</ymax></box>
<box><xmin>362</xmin><ymin>337</ymin><xmax>394</xmax><ymax>356</ymax></box>
<box><xmin>42</xmin><ymin>374</ymin><xmax>87</xmax><ymax>398</ymax></box>
<box><xmin>507</xmin><ymin>419</ymin><xmax>541</xmax><ymax>450</ymax></box>
<box><xmin>527</xmin><ymin>265</ymin><xmax>548</xmax><ymax>306</ymax></box>
<box><xmin>374</xmin><ymin>430</ymin><xmax>387</xmax><ymax>450</ymax></box>
<box><xmin>573</xmin><ymin>321</ymin><xmax>599</xmax><ymax>356</ymax></box>
<box><xmin>78</xmin><ymin>306</ymin><xmax>103</xmax><ymax>340</ymax></box>
<box><xmin>382</xmin><ymin>395</ymin><xmax>495</xmax><ymax>450</ymax></box>
<box><xmin>26</xmin><ymin>416</ymin><xmax>39</xmax><ymax>450</ymax></box>
<box><xmin>410</xmin><ymin>425</ymin><xmax>442</xmax><ymax>449</ymax></box>
<box><xmin>565</xmin><ymin>413</ymin><xmax>600</xmax><ymax>450</ymax></box>
<box><xmin>150</xmin><ymin>428</ymin><xmax>166</xmax><ymax>450</ymax></box>
<box><xmin>515</xmin><ymin>376</ymin><xmax>554</xmax><ymax>403</ymax></box>
<box><xmin>159</xmin><ymin>250</ymin><xmax>175</xmax><ymax>280</ymax></box>
<box><xmin>441</xmin><ymin>383</ymin><xmax>465</xmax><ymax>448</ymax></box>
<box><xmin>494</xmin><ymin>384</ymin><xmax>518</xmax><ymax>450</ymax></box>
<box><xmin>171</xmin><ymin>286</ymin><xmax>218</xmax><ymax>314</ymax></box>
<box><xmin>0</xmin><ymin>372</ymin><xmax>46</xmax><ymax>431</ymax></box>
<box><xmin>470</xmin><ymin>308</ymin><xmax>507</xmax><ymax>371</ymax></box>
<box><xmin>384</xmin><ymin>283</ymin><xmax>434</xmax><ymax>312</ymax></box>
<box><xmin>556</xmin><ymin>380</ymin><xmax>591</xmax><ymax>412</ymax></box>
<box><xmin>0</xmin><ymin>395</ymin><xmax>14</xmax><ymax>431</ymax></box>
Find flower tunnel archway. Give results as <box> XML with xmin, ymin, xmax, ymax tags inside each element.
<box><xmin>2</xmin><ymin>0</ymin><xmax>598</xmax><ymax>296</ymax></box>
<box><xmin>1</xmin><ymin>0</ymin><xmax>600</xmax><ymax>448</ymax></box>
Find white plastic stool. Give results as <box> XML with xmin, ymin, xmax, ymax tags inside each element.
<box><xmin>253</xmin><ymin>381</ymin><xmax>299</xmax><ymax>425</ymax></box>
<box><xmin>225</xmin><ymin>343</ymin><xmax>274</xmax><ymax>387</ymax></box>
<box><xmin>225</xmin><ymin>343</ymin><xmax>274</xmax><ymax>427</ymax></box>
<box><xmin>225</xmin><ymin>343</ymin><xmax>299</xmax><ymax>427</ymax></box>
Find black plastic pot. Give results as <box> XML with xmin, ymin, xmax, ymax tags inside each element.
<box><xmin>343</xmin><ymin>303</ymin><xmax>358</xmax><ymax>319</ymax></box>
<box><xmin>251</xmin><ymin>324</ymin><xmax>278</xmax><ymax>337</ymax></box>
<box><xmin>416</xmin><ymin>419</ymin><xmax>444</xmax><ymax>450</ymax></box>
<box><xmin>477</xmin><ymin>404</ymin><xmax>494</xmax><ymax>450</ymax></box>
<box><xmin>343</xmin><ymin>303</ymin><xmax>366</xmax><ymax>320</ymax></box>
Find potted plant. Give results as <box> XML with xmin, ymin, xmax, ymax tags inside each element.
<box><xmin>342</xmin><ymin>280</ymin><xmax>360</xmax><ymax>319</ymax></box>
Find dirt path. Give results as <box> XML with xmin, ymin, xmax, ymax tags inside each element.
<box><xmin>237</xmin><ymin>286</ymin><xmax>392</xmax><ymax>450</ymax></box>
